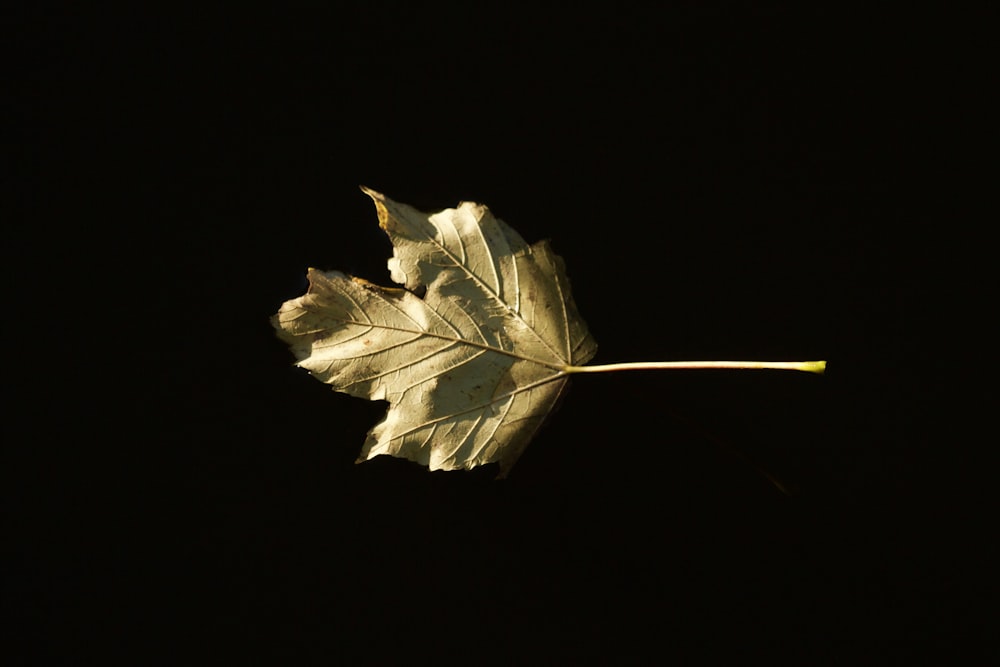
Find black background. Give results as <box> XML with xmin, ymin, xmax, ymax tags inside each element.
<box><xmin>8</xmin><ymin>6</ymin><xmax>990</xmax><ymax>664</ymax></box>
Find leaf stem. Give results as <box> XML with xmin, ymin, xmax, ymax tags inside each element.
<box><xmin>564</xmin><ymin>360</ymin><xmax>826</xmax><ymax>374</ymax></box>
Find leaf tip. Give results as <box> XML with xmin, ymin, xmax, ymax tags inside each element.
<box><xmin>358</xmin><ymin>185</ymin><xmax>383</xmax><ymax>201</ymax></box>
<box><xmin>358</xmin><ymin>185</ymin><xmax>390</xmax><ymax>229</ymax></box>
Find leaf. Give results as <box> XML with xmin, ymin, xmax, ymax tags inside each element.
<box><xmin>273</xmin><ymin>187</ymin><xmax>597</xmax><ymax>477</ymax></box>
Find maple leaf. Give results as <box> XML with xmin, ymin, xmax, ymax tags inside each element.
<box><xmin>273</xmin><ymin>187</ymin><xmax>597</xmax><ymax>476</ymax></box>
<box><xmin>273</xmin><ymin>188</ymin><xmax>825</xmax><ymax>477</ymax></box>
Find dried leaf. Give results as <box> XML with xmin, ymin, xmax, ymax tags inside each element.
<box><xmin>273</xmin><ymin>188</ymin><xmax>596</xmax><ymax>476</ymax></box>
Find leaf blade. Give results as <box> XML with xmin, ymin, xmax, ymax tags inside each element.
<box><xmin>273</xmin><ymin>190</ymin><xmax>596</xmax><ymax>475</ymax></box>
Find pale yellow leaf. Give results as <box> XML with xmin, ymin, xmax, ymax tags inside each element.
<box><xmin>273</xmin><ymin>188</ymin><xmax>597</xmax><ymax>476</ymax></box>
